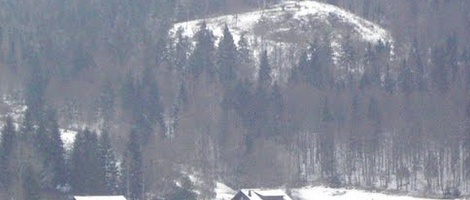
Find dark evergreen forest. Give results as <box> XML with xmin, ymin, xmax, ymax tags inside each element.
<box><xmin>0</xmin><ymin>0</ymin><xmax>470</xmax><ymax>199</ymax></box>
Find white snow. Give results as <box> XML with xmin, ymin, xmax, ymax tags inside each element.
<box><xmin>60</xmin><ymin>128</ymin><xmax>77</xmax><ymax>151</ymax></box>
<box><xmin>215</xmin><ymin>182</ymin><xmax>236</xmax><ymax>200</ymax></box>
<box><xmin>73</xmin><ymin>196</ymin><xmax>127</xmax><ymax>200</ymax></box>
<box><xmin>287</xmin><ymin>1</ymin><xmax>391</xmax><ymax>43</ymax></box>
<box><xmin>214</xmin><ymin>184</ymin><xmax>450</xmax><ymax>200</ymax></box>
<box><xmin>0</xmin><ymin>94</ymin><xmax>27</xmax><ymax>126</ymax></box>
<box><xmin>170</xmin><ymin>0</ymin><xmax>392</xmax><ymax>45</ymax></box>
<box><xmin>236</xmin><ymin>189</ymin><xmax>294</xmax><ymax>200</ymax></box>
<box><xmin>292</xmin><ymin>186</ymin><xmax>440</xmax><ymax>200</ymax></box>
<box><xmin>170</xmin><ymin>0</ymin><xmax>393</xmax><ymax>83</ymax></box>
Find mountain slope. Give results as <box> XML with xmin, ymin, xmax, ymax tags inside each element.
<box><xmin>170</xmin><ymin>0</ymin><xmax>393</xmax><ymax>82</ymax></box>
<box><xmin>171</xmin><ymin>0</ymin><xmax>392</xmax><ymax>45</ymax></box>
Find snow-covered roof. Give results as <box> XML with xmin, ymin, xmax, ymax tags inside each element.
<box><xmin>216</xmin><ymin>182</ymin><xmax>237</xmax><ymax>200</ymax></box>
<box><xmin>236</xmin><ymin>189</ymin><xmax>293</xmax><ymax>200</ymax></box>
<box><xmin>73</xmin><ymin>196</ymin><xmax>127</xmax><ymax>200</ymax></box>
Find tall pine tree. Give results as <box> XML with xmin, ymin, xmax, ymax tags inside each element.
<box><xmin>398</xmin><ymin>59</ymin><xmax>413</xmax><ymax>95</ymax></box>
<box><xmin>137</xmin><ymin>66</ymin><xmax>165</xmax><ymax>139</ymax></box>
<box><xmin>257</xmin><ymin>50</ymin><xmax>272</xmax><ymax>89</ymax></box>
<box><xmin>188</xmin><ymin>21</ymin><xmax>215</xmax><ymax>79</ymax></box>
<box><xmin>123</xmin><ymin>129</ymin><xmax>143</xmax><ymax>200</ymax></box>
<box><xmin>22</xmin><ymin>165</ymin><xmax>41</xmax><ymax>200</ymax></box>
<box><xmin>70</xmin><ymin>129</ymin><xmax>104</xmax><ymax>195</ymax></box>
<box><xmin>0</xmin><ymin>116</ymin><xmax>16</xmax><ymax>189</ymax></box>
<box><xmin>45</xmin><ymin>110</ymin><xmax>68</xmax><ymax>188</ymax></box>
<box><xmin>217</xmin><ymin>25</ymin><xmax>238</xmax><ymax>86</ymax></box>
<box><xmin>99</xmin><ymin>130</ymin><xmax>120</xmax><ymax>195</ymax></box>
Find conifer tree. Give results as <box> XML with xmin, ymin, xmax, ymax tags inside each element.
<box><xmin>25</xmin><ymin>66</ymin><xmax>48</xmax><ymax>121</ymax></box>
<box><xmin>0</xmin><ymin>116</ymin><xmax>16</xmax><ymax>188</ymax></box>
<box><xmin>237</xmin><ymin>33</ymin><xmax>254</xmax><ymax>79</ymax></box>
<box><xmin>138</xmin><ymin>66</ymin><xmax>165</xmax><ymax>139</ymax></box>
<box><xmin>268</xmin><ymin>82</ymin><xmax>284</xmax><ymax>136</ymax></box>
<box><xmin>45</xmin><ymin>110</ymin><xmax>68</xmax><ymax>188</ymax></box>
<box><xmin>365</xmin><ymin>96</ymin><xmax>382</xmax><ymax>186</ymax></box>
<box><xmin>121</xmin><ymin>72</ymin><xmax>138</xmax><ymax>117</ymax></box>
<box><xmin>86</xmin><ymin>130</ymin><xmax>105</xmax><ymax>195</ymax></box>
<box><xmin>70</xmin><ymin>129</ymin><xmax>103</xmax><ymax>194</ymax></box>
<box><xmin>174</xmin><ymin>27</ymin><xmax>191</xmax><ymax>73</ymax></box>
<box><xmin>383</xmin><ymin>64</ymin><xmax>395</xmax><ymax>94</ymax></box>
<box><xmin>409</xmin><ymin>38</ymin><xmax>426</xmax><ymax>92</ymax></box>
<box><xmin>289</xmin><ymin>51</ymin><xmax>308</xmax><ymax>84</ymax></box>
<box><xmin>431</xmin><ymin>46</ymin><xmax>449</xmax><ymax>93</ymax></box>
<box><xmin>188</xmin><ymin>21</ymin><xmax>215</xmax><ymax>79</ymax></box>
<box><xmin>33</xmin><ymin>110</ymin><xmax>68</xmax><ymax>189</ymax></box>
<box><xmin>217</xmin><ymin>25</ymin><xmax>238</xmax><ymax>86</ymax></box>
<box><xmin>258</xmin><ymin>50</ymin><xmax>272</xmax><ymax>89</ymax></box>
<box><xmin>22</xmin><ymin>165</ymin><xmax>41</xmax><ymax>200</ymax></box>
<box><xmin>99</xmin><ymin>130</ymin><xmax>120</xmax><ymax>195</ymax></box>
<box><xmin>123</xmin><ymin>129</ymin><xmax>143</xmax><ymax>200</ymax></box>
<box><xmin>398</xmin><ymin>59</ymin><xmax>413</xmax><ymax>95</ymax></box>
<box><xmin>367</xmin><ymin>97</ymin><xmax>382</xmax><ymax>147</ymax></box>
<box><xmin>303</xmin><ymin>42</ymin><xmax>328</xmax><ymax>88</ymax></box>
<box><xmin>70</xmin><ymin>130</ymin><xmax>87</xmax><ymax>194</ymax></box>
<box><xmin>98</xmin><ymin>80</ymin><xmax>115</xmax><ymax>131</ymax></box>
<box><xmin>319</xmin><ymin>98</ymin><xmax>336</xmax><ymax>180</ymax></box>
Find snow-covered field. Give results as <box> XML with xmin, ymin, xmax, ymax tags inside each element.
<box><xmin>292</xmin><ymin>186</ymin><xmax>441</xmax><ymax>200</ymax></box>
<box><xmin>214</xmin><ymin>183</ymin><xmax>448</xmax><ymax>200</ymax></box>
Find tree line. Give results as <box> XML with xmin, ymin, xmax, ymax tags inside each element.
<box><xmin>1</xmin><ymin>0</ymin><xmax>470</xmax><ymax>199</ymax></box>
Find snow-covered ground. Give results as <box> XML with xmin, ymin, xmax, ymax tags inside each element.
<box><xmin>60</xmin><ymin>128</ymin><xmax>78</xmax><ymax>151</ymax></box>
<box><xmin>170</xmin><ymin>0</ymin><xmax>393</xmax><ymax>83</ymax></box>
<box><xmin>214</xmin><ymin>183</ymin><xmax>448</xmax><ymax>200</ymax></box>
<box><xmin>292</xmin><ymin>186</ymin><xmax>441</xmax><ymax>200</ymax></box>
<box><xmin>170</xmin><ymin>0</ymin><xmax>392</xmax><ymax>45</ymax></box>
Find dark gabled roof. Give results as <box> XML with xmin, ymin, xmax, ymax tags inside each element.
<box><xmin>231</xmin><ymin>189</ymin><xmax>293</xmax><ymax>200</ymax></box>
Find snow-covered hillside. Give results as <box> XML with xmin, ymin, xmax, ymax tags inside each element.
<box><xmin>170</xmin><ymin>0</ymin><xmax>393</xmax><ymax>82</ymax></box>
<box><xmin>171</xmin><ymin>0</ymin><xmax>392</xmax><ymax>45</ymax></box>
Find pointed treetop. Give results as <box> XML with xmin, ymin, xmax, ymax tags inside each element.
<box><xmin>258</xmin><ymin>50</ymin><xmax>272</xmax><ymax>88</ymax></box>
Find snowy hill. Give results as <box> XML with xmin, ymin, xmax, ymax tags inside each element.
<box><xmin>170</xmin><ymin>0</ymin><xmax>393</xmax><ymax>82</ymax></box>
<box><xmin>171</xmin><ymin>0</ymin><xmax>392</xmax><ymax>45</ymax></box>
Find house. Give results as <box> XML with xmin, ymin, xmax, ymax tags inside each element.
<box><xmin>231</xmin><ymin>189</ymin><xmax>293</xmax><ymax>200</ymax></box>
<box><xmin>73</xmin><ymin>196</ymin><xmax>127</xmax><ymax>200</ymax></box>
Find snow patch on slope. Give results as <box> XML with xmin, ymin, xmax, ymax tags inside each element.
<box><xmin>60</xmin><ymin>129</ymin><xmax>78</xmax><ymax>151</ymax></box>
<box><xmin>170</xmin><ymin>0</ymin><xmax>393</xmax><ymax>83</ymax></box>
<box><xmin>1</xmin><ymin>93</ymin><xmax>79</xmax><ymax>151</ymax></box>
<box><xmin>171</xmin><ymin>0</ymin><xmax>392</xmax><ymax>45</ymax></box>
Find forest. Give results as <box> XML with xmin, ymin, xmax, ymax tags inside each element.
<box><xmin>0</xmin><ymin>0</ymin><xmax>470</xmax><ymax>199</ymax></box>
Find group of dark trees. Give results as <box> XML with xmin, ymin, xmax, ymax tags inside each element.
<box><xmin>0</xmin><ymin>101</ymin><xmax>195</xmax><ymax>200</ymax></box>
<box><xmin>1</xmin><ymin>0</ymin><xmax>470</xmax><ymax>199</ymax></box>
